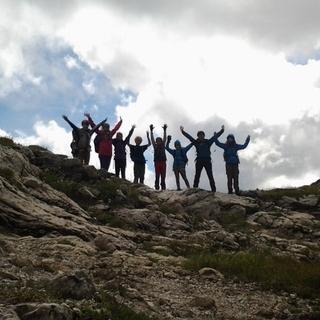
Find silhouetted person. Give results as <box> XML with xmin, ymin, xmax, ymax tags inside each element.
<box><xmin>128</xmin><ymin>127</ymin><xmax>151</xmax><ymax>184</ymax></box>
<box><xmin>62</xmin><ymin>115</ymin><xmax>106</xmax><ymax>165</ymax></box>
<box><xmin>150</xmin><ymin>124</ymin><xmax>167</xmax><ymax>190</ymax></box>
<box><xmin>112</xmin><ymin>127</ymin><xmax>134</xmax><ymax>179</ymax></box>
<box><xmin>180</xmin><ymin>125</ymin><xmax>224</xmax><ymax>193</ymax></box>
<box><xmin>85</xmin><ymin>113</ymin><xmax>122</xmax><ymax>171</ymax></box>
<box><xmin>215</xmin><ymin>133</ymin><xmax>250</xmax><ymax>195</ymax></box>
<box><xmin>166</xmin><ymin>135</ymin><xmax>192</xmax><ymax>190</ymax></box>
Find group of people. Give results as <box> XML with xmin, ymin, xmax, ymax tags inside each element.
<box><xmin>62</xmin><ymin>114</ymin><xmax>250</xmax><ymax>195</ymax></box>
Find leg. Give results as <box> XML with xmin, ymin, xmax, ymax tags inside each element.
<box><xmin>204</xmin><ymin>160</ymin><xmax>216</xmax><ymax>192</ymax></box>
<box><xmin>155</xmin><ymin>162</ymin><xmax>160</xmax><ymax>190</ymax></box>
<box><xmin>115</xmin><ymin>160</ymin><xmax>120</xmax><ymax>177</ymax></box>
<box><xmin>160</xmin><ymin>161</ymin><xmax>166</xmax><ymax>190</ymax></box>
<box><xmin>174</xmin><ymin>169</ymin><xmax>181</xmax><ymax>190</ymax></box>
<box><xmin>105</xmin><ymin>156</ymin><xmax>111</xmax><ymax>172</ymax></box>
<box><xmin>133</xmin><ymin>163</ymin><xmax>139</xmax><ymax>183</ymax></box>
<box><xmin>99</xmin><ymin>155</ymin><xmax>107</xmax><ymax>169</ymax></box>
<box><xmin>193</xmin><ymin>160</ymin><xmax>204</xmax><ymax>188</ymax></box>
<box><xmin>234</xmin><ymin>165</ymin><xmax>240</xmax><ymax>195</ymax></box>
<box><xmin>139</xmin><ymin>163</ymin><xmax>146</xmax><ymax>184</ymax></box>
<box><xmin>120</xmin><ymin>159</ymin><xmax>126</xmax><ymax>179</ymax></box>
<box><xmin>226</xmin><ymin>164</ymin><xmax>233</xmax><ymax>194</ymax></box>
<box><xmin>180</xmin><ymin>168</ymin><xmax>190</xmax><ymax>188</ymax></box>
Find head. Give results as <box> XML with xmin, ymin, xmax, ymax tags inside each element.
<box><xmin>227</xmin><ymin>134</ymin><xmax>236</xmax><ymax>145</ymax></box>
<box><xmin>155</xmin><ymin>137</ymin><xmax>163</xmax><ymax>145</ymax></box>
<box><xmin>116</xmin><ymin>132</ymin><xmax>123</xmax><ymax>140</ymax></box>
<box><xmin>102</xmin><ymin>123</ymin><xmax>110</xmax><ymax>131</ymax></box>
<box><xmin>81</xmin><ymin>120</ymin><xmax>89</xmax><ymax>129</ymax></box>
<box><xmin>197</xmin><ymin>131</ymin><xmax>205</xmax><ymax>141</ymax></box>
<box><xmin>174</xmin><ymin>140</ymin><xmax>181</xmax><ymax>149</ymax></box>
<box><xmin>135</xmin><ymin>136</ymin><xmax>142</xmax><ymax>145</ymax></box>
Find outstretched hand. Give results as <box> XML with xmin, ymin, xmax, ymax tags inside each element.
<box><xmin>180</xmin><ymin>126</ymin><xmax>184</xmax><ymax>132</ymax></box>
<box><xmin>163</xmin><ymin>124</ymin><xmax>168</xmax><ymax>130</ymax></box>
<box><xmin>62</xmin><ymin>115</ymin><xmax>68</xmax><ymax>121</ymax></box>
<box><xmin>84</xmin><ymin>113</ymin><xmax>90</xmax><ymax>118</ymax></box>
<box><xmin>246</xmin><ymin>135</ymin><xmax>251</xmax><ymax>141</ymax></box>
<box><xmin>167</xmin><ymin>135</ymin><xmax>172</xmax><ymax>142</ymax></box>
<box><xmin>132</xmin><ymin>124</ymin><xmax>136</xmax><ymax>129</ymax></box>
<box><xmin>149</xmin><ymin>124</ymin><xmax>154</xmax><ymax>131</ymax></box>
<box><xmin>221</xmin><ymin>125</ymin><xmax>225</xmax><ymax>130</ymax></box>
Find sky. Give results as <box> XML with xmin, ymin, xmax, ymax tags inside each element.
<box><xmin>1</xmin><ymin>0</ymin><xmax>320</xmax><ymax>191</ymax></box>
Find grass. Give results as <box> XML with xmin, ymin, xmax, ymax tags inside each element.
<box><xmin>259</xmin><ymin>186</ymin><xmax>320</xmax><ymax>201</ymax></box>
<box><xmin>184</xmin><ymin>250</ymin><xmax>320</xmax><ymax>298</ymax></box>
<box><xmin>79</xmin><ymin>293</ymin><xmax>152</xmax><ymax>320</ymax></box>
<box><xmin>0</xmin><ymin>284</ymin><xmax>52</xmax><ymax>304</ymax></box>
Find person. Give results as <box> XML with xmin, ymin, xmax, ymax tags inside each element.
<box><xmin>214</xmin><ymin>133</ymin><xmax>250</xmax><ymax>195</ymax></box>
<box><xmin>112</xmin><ymin>127</ymin><xmax>135</xmax><ymax>179</ymax></box>
<box><xmin>127</xmin><ymin>127</ymin><xmax>151</xmax><ymax>184</ymax></box>
<box><xmin>150</xmin><ymin>124</ymin><xmax>167</xmax><ymax>190</ymax></box>
<box><xmin>85</xmin><ymin>113</ymin><xmax>122</xmax><ymax>171</ymax></box>
<box><xmin>180</xmin><ymin>125</ymin><xmax>224</xmax><ymax>193</ymax></box>
<box><xmin>165</xmin><ymin>135</ymin><xmax>193</xmax><ymax>190</ymax></box>
<box><xmin>62</xmin><ymin>115</ymin><xmax>106</xmax><ymax>165</ymax></box>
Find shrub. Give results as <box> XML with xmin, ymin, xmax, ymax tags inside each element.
<box><xmin>184</xmin><ymin>250</ymin><xmax>320</xmax><ymax>298</ymax></box>
<box><xmin>259</xmin><ymin>186</ymin><xmax>320</xmax><ymax>201</ymax></box>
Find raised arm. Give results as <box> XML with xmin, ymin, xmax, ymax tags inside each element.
<box><xmin>149</xmin><ymin>124</ymin><xmax>156</xmax><ymax>147</ymax></box>
<box><xmin>165</xmin><ymin>135</ymin><xmax>175</xmax><ymax>155</ymax></box>
<box><xmin>90</xmin><ymin>118</ymin><xmax>107</xmax><ymax>136</ymax></box>
<box><xmin>184</xmin><ymin>142</ymin><xmax>194</xmax><ymax>153</ymax></box>
<box><xmin>111</xmin><ymin>117</ymin><xmax>123</xmax><ymax>136</ymax></box>
<box><xmin>180</xmin><ymin>126</ymin><xmax>196</xmax><ymax>143</ymax></box>
<box><xmin>62</xmin><ymin>115</ymin><xmax>78</xmax><ymax>131</ymax></box>
<box><xmin>146</xmin><ymin>131</ymin><xmax>151</xmax><ymax>147</ymax></box>
<box><xmin>162</xmin><ymin>124</ymin><xmax>167</xmax><ymax>145</ymax></box>
<box><xmin>84</xmin><ymin>113</ymin><xmax>96</xmax><ymax>128</ymax></box>
<box><xmin>125</xmin><ymin>125</ymin><xmax>135</xmax><ymax>144</ymax></box>
<box><xmin>209</xmin><ymin>125</ymin><xmax>225</xmax><ymax>145</ymax></box>
<box><xmin>214</xmin><ymin>138</ymin><xmax>226</xmax><ymax>149</ymax></box>
<box><xmin>237</xmin><ymin>135</ymin><xmax>251</xmax><ymax>150</ymax></box>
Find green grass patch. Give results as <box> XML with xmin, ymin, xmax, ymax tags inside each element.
<box><xmin>184</xmin><ymin>251</ymin><xmax>320</xmax><ymax>298</ymax></box>
<box><xmin>0</xmin><ymin>284</ymin><xmax>52</xmax><ymax>304</ymax></box>
<box><xmin>80</xmin><ymin>293</ymin><xmax>151</xmax><ymax>320</ymax></box>
<box><xmin>259</xmin><ymin>186</ymin><xmax>320</xmax><ymax>201</ymax></box>
<box><xmin>0</xmin><ymin>136</ymin><xmax>16</xmax><ymax>148</ymax></box>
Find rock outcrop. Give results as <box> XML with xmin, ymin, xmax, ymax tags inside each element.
<box><xmin>1</xmin><ymin>140</ymin><xmax>320</xmax><ymax>319</ymax></box>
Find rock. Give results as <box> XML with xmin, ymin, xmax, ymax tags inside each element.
<box><xmin>199</xmin><ymin>267</ymin><xmax>224</xmax><ymax>281</ymax></box>
<box><xmin>78</xmin><ymin>186</ymin><xmax>96</xmax><ymax>200</ymax></box>
<box><xmin>14</xmin><ymin>303</ymin><xmax>74</xmax><ymax>320</ymax></box>
<box><xmin>298</xmin><ymin>195</ymin><xmax>319</xmax><ymax>207</ymax></box>
<box><xmin>0</xmin><ymin>306</ymin><xmax>20</xmax><ymax>319</ymax></box>
<box><xmin>22</xmin><ymin>176</ymin><xmax>42</xmax><ymax>189</ymax></box>
<box><xmin>49</xmin><ymin>270</ymin><xmax>96</xmax><ymax>300</ymax></box>
<box><xmin>94</xmin><ymin>233</ymin><xmax>135</xmax><ymax>252</ymax></box>
<box><xmin>190</xmin><ymin>295</ymin><xmax>217</xmax><ymax>310</ymax></box>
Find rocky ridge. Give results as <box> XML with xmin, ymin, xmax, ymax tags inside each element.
<box><xmin>0</xmin><ymin>138</ymin><xmax>320</xmax><ymax>319</ymax></box>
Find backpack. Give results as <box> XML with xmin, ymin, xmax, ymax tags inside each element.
<box><xmin>71</xmin><ymin>129</ymin><xmax>79</xmax><ymax>157</ymax></box>
<box><xmin>93</xmin><ymin>134</ymin><xmax>101</xmax><ymax>153</ymax></box>
<box><xmin>77</xmin><ymin>128</ymin><xmax>91</xmax><ymax>150</ymax></box>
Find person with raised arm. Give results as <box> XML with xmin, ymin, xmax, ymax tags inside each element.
<box><xmin>214</xmin><ymin>133</ymin><xmax>250</xmax><ymax>195</ymax></box>
<box><xmin>165</xmin><ymin>135</ymin><xmax>193</xmax><ymax>190</ymax></box>
<box><xmin>150</xmin><ymin>124</ymin><xmax>167</xmax><ymax>190</ymax></box>
<box><xmin>62</xmin><ymin>115</ymin><xmax>106</xmax><ymax>165</ymax></box>
<box><xmin>112</xmin><ymin>127</ymin><xmax>135</xmax><ymax>179</ymax></box>
<box><xmin>180</xmin><ymin>124</ymin><xmax>224</xmax><ymax>193</ymax></box>
<box><xmin>127</xmin><ymin>126</ymin><xmax>151</xmax><ymax>184</ymax></box>
<box><xmin>84</xmin><ymin>113</ymin><xmax>122</xmax><ymax>171</ymax></box>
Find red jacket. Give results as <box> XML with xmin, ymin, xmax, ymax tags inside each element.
<box><xmin>88</xmin><ymin>117</ymin><xmax>122</xmax><ymax>156</ymax></box>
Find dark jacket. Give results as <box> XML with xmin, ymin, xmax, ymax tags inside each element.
<box><xmin>182</xmin><ymin>128</ymin><xmax>224</xmax><ymax>161</ymax></box>
<box><xmin>165</xmin><ymin>143</ymin><xmax>193</xmax><ymax>169</ymax></box>
<box><xmin>128</xmin><ymin>144</ymin><xmax>149</xmax><ymax>164</ymax></box>
<box><xmin>215</xmin><ymin>134</ymin><xmax>250</xmax><ymax>165</ymax></box>
<box><xmin>112</xmin><ymin>128</ymin><xmax>134</xmax><ymax>160</ymax></box>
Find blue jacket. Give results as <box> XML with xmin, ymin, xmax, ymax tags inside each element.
<box><xmin>166</xmin><ymin>143</ymin><xmax>193</xmax><ymax>169</ymax></box>
<box><xmin>182</xmin><ymin>128</ymin><xmax>224</xmax><ymax>161</ymax></box>
<box><xmin>215</xmin><ymin>135</ymin><xmax>250</xmax><ymax>165</ymax></box>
